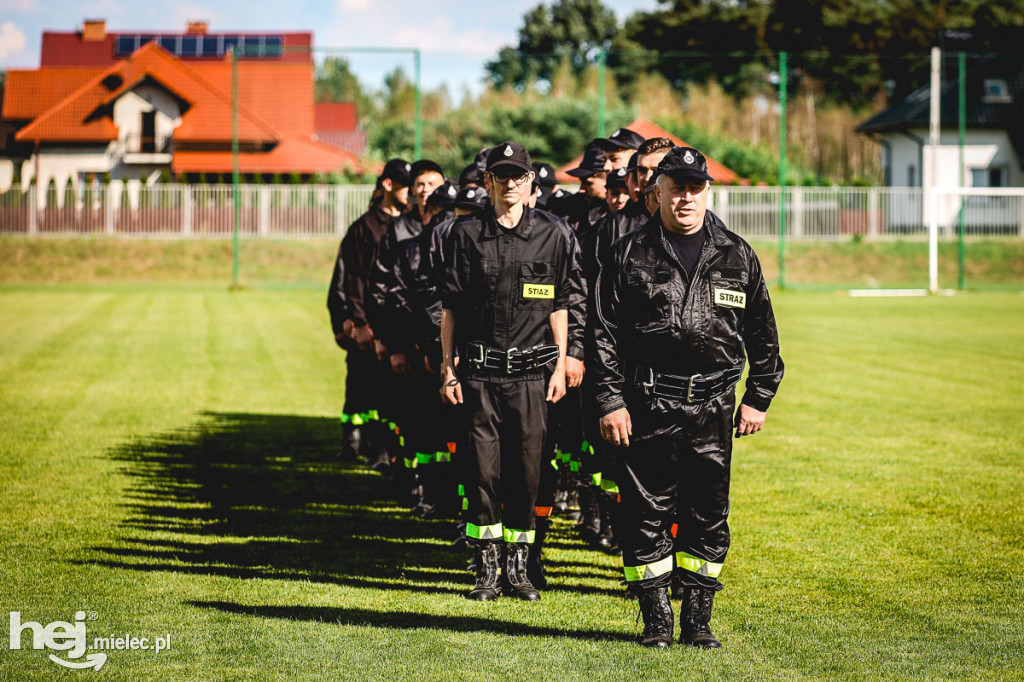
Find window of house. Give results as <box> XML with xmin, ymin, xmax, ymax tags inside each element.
<box><xmin>983</xmin><ymin>79</ymin><xmax>1012</xmax><ymax>103</ymax></box>
<box><xmin>908</xmin><ymin>165</ymin><xmax>916</xmax><ymax>187</ymax></box>
<box><xmin>971</xmin><ymin>167</ymin><xmax>1007</xmax><ymax>187</ymax></box>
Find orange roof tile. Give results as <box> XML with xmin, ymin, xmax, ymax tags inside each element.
<box><xmin>554</xmin><ymin>118</ymin><xmax>741</xmax><ymax>185</ymax></box>
<box><xmin>1</xmin><ymin>68</ymin><xmax>107</xmax><ymax>120</ymax></box>
<box><xmin>14</xmin><ymin>42</ymin><xmax>280</xmax><ymax>145</ymax></box>
<box><xmin>172</xmin><ymin>138</ymin><xmax>363</xmax><ymax>175</ymax></box>
<box><xmin>315</xmin><ymin>102</ymin><xmax>358</xmax><ymax>132</ymax></box>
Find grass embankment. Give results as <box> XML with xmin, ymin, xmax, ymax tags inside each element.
<box><xmin>2</xmin><ymin>236</ymin><xmax>1022</xmax><ymax>290</ymax></box>
<box><xmin>0</xmin><ymin>284</ymin><xmax>1022</xmax><ymax>680</ymax></box>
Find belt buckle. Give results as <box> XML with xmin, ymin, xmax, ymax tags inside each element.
<box><xmin>640</xmin><ymin>368</ymin><xmax>655</xmax><ymax>396</ymax></box>
<box><xmin>687</xmin><ymin>373</ymin><xmax>703</xmax><ymax>403</ymax></box>
<box><xmin>468</xmin><ymin>343</ymin><xmax>485</xmax><ymax>368</ymax></box>
<box><xmin>506</xmin><ymin>347</ymin><xmax>518</xmax><ymax>374</ymax></box>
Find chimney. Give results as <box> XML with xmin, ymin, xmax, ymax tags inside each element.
<box><xmin>186</xmin><ymin>20</ymin><xmax>209</xmax><ymax>35</ymax></box>
<box><xmin>82</xmin><ymin>19</ymin><xmax>106</xmax><ymax>41</ymax></box>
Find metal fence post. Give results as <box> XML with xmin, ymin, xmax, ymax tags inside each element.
<box><xmin>259</xmin><ymin>186</ymin><xmax>270</xmax><ymax>237</ymax></box>
<box><xmin>182</xmin><ymin>185</ymin><xmax>192</xmax><ymax>236</ymax></box>
<box><xmin>336</xmin><ymin>185</ymin><xmax>345</xmax><ymax>237</ymax></box>
<box><xmin>868</xmin><ymin>188</ymin><xmax>879</xmax><ymax>238</ymax></box>
<box><xmin>792</xmin><ymin>186</ymin><xmax>804</xmax><ymax>240</ymax></box>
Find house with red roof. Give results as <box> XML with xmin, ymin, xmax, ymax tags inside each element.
<box><xmin>555</xmin><ymin>118</ymin><xmax>742</xmax><ymax>185</ymax></box>
<box><xmin>0</xmin><ymin>19</ymin><xmax>362</xmax><ymax>206</ymax></box>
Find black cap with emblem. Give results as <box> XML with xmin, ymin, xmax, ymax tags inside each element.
<box><xmin>566</xmin><ymin>145</ymin><xmax>608</xmax><ymax>178</ymax></box>
<box><xmin>427</xmin><ymin>180</ymin><xmax>460</xmax><ymax>208</ymax></box>
<box><xmin>595</xmin><ymin>127</ymin><xmax>644</xmax><ymax>151</ymax></box>
<box><xmin>486</xmin><ymin>141</ymin><xmax>533</xmax><ymax>175</ymax></box>
<box><xmin>379</xmin><ymin>158</ymin><xmax>412</xmax><ymax>186</ymax></box>
<box><xmin>454</xmin><ymin>186</ymin><xmax>488</xmax><ymax>211</ymax></box>
<box><xmin>657</xmin><ymin>146</ymin><xmax>714</xmax><ymax>183</ymax></box>
<box><xmin>532</xmin><ymin>162</ymin><xmax>557</xmax><ymax>188</ymax></box>
<box><xmin>606</xmin><ymin>167</ymin><xmax>629</xmax><ymax>190</ymax></box>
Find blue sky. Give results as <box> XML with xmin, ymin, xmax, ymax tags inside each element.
<box><xmin>0</xmin><ymin>0</ymin><xmax>661</xmax><ymax>94</ymax></box>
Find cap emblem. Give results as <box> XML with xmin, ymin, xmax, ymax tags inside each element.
<box><xmin>467</xmin><ymin>189</ymin><xmax>476</xmax><ymax>198</ymax></box>
<box><xmin>612</xmin><ymin>129</ymin><xmax>621</xmax><ymax>138</ymax></box>
<box><xmin>539</xmin><ymin>167</ymin><xmax>548</xmax><ymax>178</ymax></box>
<box><xmin>504</xmin><ymin>145</ymin><xmax>514</xmax><ymax>157</ymax></box>
<box><xmin>683</xmin><ymin>150</ymin><xmax>695</xmax><ymax>165</ymax></box>
<box><xmin>448</xmin><ymin>186</ymin><xmax>456</xmax><ymax>197</ymax></box>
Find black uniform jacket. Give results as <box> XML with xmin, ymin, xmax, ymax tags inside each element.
<box><xmin>441</xmin><ymin>205</ymin><xmax>587</xmax><ymax>374</ymax></box>
<box><xmin>367</xmin><ymin>209</ymin><xmax>451</xmax><ymax>348</ymax></box>
<box><xmin>583</xmin><ymin>199</ymin><xmax>648</xmax><ymax>285</ymax></box>
<box><xmin>329</xmin><ymin>203</ymin><xmax>391</xmax><ymax>333</ymax></box>
<box><xmin>591</xmin><ymin>210</ymin><xmax>784</xmax><ymax>417</ymax></box>
<box><xmin>379</xmin><ymin>216</ymin><xmax>451</xmax><ymax>359</ymax></box>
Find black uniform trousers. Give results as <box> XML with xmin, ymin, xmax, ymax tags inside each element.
<box><xmin>343</xmin><ymin>348</ymin><xmax>387</xmax><ymax>423</ymax></box>
<box><xmin>618</xmin><ymin>389</ymin><xmax>735</xmax><ymax>592</ymax></box>
<box><xmin>462</xmin><ymin>373</ymin><xmax>548</xmax><ymax>543</ymax></box>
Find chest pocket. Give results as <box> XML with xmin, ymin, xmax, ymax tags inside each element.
<box><xmin>624</xmin><ymin>265</ymin><xmax>677</xmax><ymax>332</ymax></box>
<box><xmin>709</xmin><ymin>269</ymin><xmax>748</xmax><ymax>327</ymax></box>
<box><xmin>520</xmin><ymin>261</ymin><xmax>557</xmax><ymax>309</ymax></box>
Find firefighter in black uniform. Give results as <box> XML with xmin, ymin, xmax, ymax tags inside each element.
<box><xmin>591</xmin><ymin>146</ymin><xmax>784</xmax><ymax>649</ymax></box>
<box><xmin>328</xmin><ymin>158</ymin><xmax>410</xmax><ymax>464</ymax></box>
<box><xmin>440</xmin><ymin>141</ymin><xmax>585</xmax><ymax>602</ymax></box>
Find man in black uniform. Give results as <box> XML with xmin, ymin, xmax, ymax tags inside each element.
<box><xmin>440</xmin><ymin>141</ymin><xmax>584</xmax><ymax>602</ymax></box>
<box><xmin>328</xmin><ymin>158</ymin><xmax>410</xmax><ymax>463</ymax></box>
<box><xmin>592</xmin><ymin>146</ymin><xmax>784</xmax><ymax>649</ymax></box>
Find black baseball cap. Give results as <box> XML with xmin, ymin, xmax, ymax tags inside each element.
<box><xmin>532</xmin><ymin>162</ymin><xmax>557</xmax><ymax>188</ymax></box>
<box><xmin>459</xmin><ymin>163</ymin><xmax>483</xmax><ymax>187</ymax></box>
<box><xmin>454</xmin><ymin>186</ymin><xmax>488</xmax><ymax>211</ymax></box>
<box><xmin>606</xmin><ymin>167</ymin><xmax>629</xmax><ymax>190</ymax></box>
<box><xmin>566</xmin><ymin>145</ymin><xmax>608</xmax><ymax>178</ymax></box>
<box><xmin>410</xmin><ymin>159</ymin><xmax>445</xmax><ymax>182</ymax></box>
<box><xmin>657</xmin><ymin>146</ymin><xmax>714</xmax><ymax>183</ymax></box>
<box><xmin>380</xmin><ymin>158</ymin><xmax>412</xmax><ymax>186</ymax></box>
<box><xmin>427</xmin><ymin>181</ymin><xmax>459</xmax><ymax>208</ymax></box>
<box><xmin>486</xmin><ymin>142</ymin><xmax>533</xmax><ymax>175</ymax></box>
<box><xmin>595</xmin><ymin>127</ymin><xmax>644</xmax><ymax>151</ymax></box>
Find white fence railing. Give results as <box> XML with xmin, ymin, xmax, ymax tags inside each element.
<box><xmin>1</xmin><ymin>184</ymin><xmax>1022</xmax><ymax>239</ymax></box>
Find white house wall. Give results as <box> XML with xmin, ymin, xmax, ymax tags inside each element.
<box><xmin>886</xmin><ymin>128</ymin><xmax>1023</xmax><ymax>189</ymax></box>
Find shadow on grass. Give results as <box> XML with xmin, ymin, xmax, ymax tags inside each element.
<box><xmin>189</xmin><ymin>601</ymin><xmax>635</xmax><ymax>643</ymax></box>
<box><xmin>85</xmin><ymin>411</ymin><xmax>625</xmax><ymax>604</ymax></box>
<box><xmin>83</xmin><ymin>411</ymin><xmax>466</xmax><ymax>594</ymax></box>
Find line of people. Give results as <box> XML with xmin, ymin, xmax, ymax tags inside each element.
<box><xmin>327</xmin><ymin>129</ymin><xmax>783</xmax><ymax>649</ymax></box>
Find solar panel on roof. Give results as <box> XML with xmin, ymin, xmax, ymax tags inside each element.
<box><xmin>201</xmin><ymin>36</ymin><xmax>219</xmax><ymax>57</ymax></box>
<box><xmin>181</xmin><ymin>36</ymin><xmax>198</xmax><ymax>56</ymax></box>
<box><xmin>160</xmin><ymin>36</ymin><xmax>178</xmax><ymax>53</ymax></box>
<box><xmin>265</xmin><ymin>36</ymin><xmax>282</xmax><ymax>57</ymax></box>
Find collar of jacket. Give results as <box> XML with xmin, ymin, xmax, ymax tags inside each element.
<box><xmin>636</xmin><ymin>210</ymin><xmax>734</xmax><ymax>250</ymax></box>
<box><xmin>478</xmin><ymin>205</ymin><xmax>536</xmax><ymax>242</ymax></box>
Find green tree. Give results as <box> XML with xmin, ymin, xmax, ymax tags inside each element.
<box><xmin>485</xmin><ymin>0</ymin><xmax>619</xmax><ymax>90</ymax></box>
<box><xmin>315</xmin><ymin>57</ymin><xmax>375</xmax><ymax>118</ymax></box>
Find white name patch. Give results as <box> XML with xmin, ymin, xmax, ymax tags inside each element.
<box><xmin>714</xmin><ymin>288</ymin><xmax>746</xmax><ymax>308</ymax></box>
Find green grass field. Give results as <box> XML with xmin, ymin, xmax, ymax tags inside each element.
<box><xmin>1</xmin><ymin>253</ymin><xmax>1023</xmax><ymax>679</ymax></box>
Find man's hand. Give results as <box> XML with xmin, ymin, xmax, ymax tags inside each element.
<box><xmin>599</xmin><ymin>408</ymin><xmax>632</xmax><ymax>447</ymax></box>
<box><xmin>546</xmin><ymin>360</ymin><xmax>567</xmax><ymax>403</ymax></box>
<box><xmin>390</xmin><ymin>352</ymin><xmax>409</xmax><ymax>374</ymax></box>
<box><xmin>440</xmin><ymin>363</ymin><xmax>463</xmax><ymax>405</ymax></box>
<box><xmin>735</xmin><ymin>404</ymin><xmax>767</xmax><ymax>438</ymax></box>
<box><xmin>374</xmin><ymin>338</ymin><xmax>387</xmax><ymax>362</ymax></box>
<box><xmin>565</xmin><ymin>357</ymin><xmax>584</xmax><ymax>388</ymax></box>
<box><xmin>351</xmin><ymin>324</ymin><xmax>374</xmax><ymax>352</ymax></box>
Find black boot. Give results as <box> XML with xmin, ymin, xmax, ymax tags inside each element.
<box><xmin>466</xmin><ymin>541</ymin><xmax>502</xmax><ymax>601</ymax></box>
<box><xmin>504</xmin><ymin>543</ymin><xmax>541</xmax><ymax>601</ymax></box>
<box><xmin>597</xmin><ymin>490</ymin><xmax>620</xmax><ymax>555</ymax></box>
<box><xmin>679</xmin><ymin>587</ymin><xmax>722</xmax><ymax>649</ymax></box>
<box><xmin>526</xmin><ymin>517</ymin><xmax>549</xmax><ymax>589</ymax></box>
<box><xmin>637</xmin><ymin>586</ymin><xmax>673</xmax><ymax>648</ymax></box>
<box><xmin>577</xmin><ymin>484</ymin><xmax>605</xmax><ymax>548</ymax></box>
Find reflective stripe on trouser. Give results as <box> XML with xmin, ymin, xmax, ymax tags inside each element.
<box><xmin>466</xmin><ymin>522</ymin><xmax>503</xmax><ymax>541</ymax></box>
<box><xmin>676</xmin><ymin>551</ymin><xmax>724</xmax><ymax>579</ymax></box>
<box><xmin>503</xmin><ymin>528</ymin><xmax>536</xmax><ymax>544</ymax></box>
<box><xmin>617</xmin><ymin>390</ymin><xmax>735</xmax><ymax>591</ymax></box>
<box><xmin>461</xmin><ymin>377</ymin><xmax>547</xmax><ymax>539</ymax></box>
<box><xmin>623</xmin><ymin>555</ymin><xmax>674</xmax><ymax>583</ymax></box>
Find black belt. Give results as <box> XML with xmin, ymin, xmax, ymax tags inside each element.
<box><xmin>632</xmin><ymin>365</ymin><xmax>744</xmax><ymax>403</ymax></box>
<box><xmin>466</xmin><ymin>342</ymin><xmax>560</xmax><ymax>375</ymax></box>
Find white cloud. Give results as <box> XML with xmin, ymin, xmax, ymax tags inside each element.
<box><xmin>337</xmin><ymin>0</ymin><xmax>370</xmax><ymax>10</ymax></box>
<box><xmin>0</xmin><ymin>0</ymin><xmax>38</xmax><ymax>12</ymax></box>
<box><xmin>0</xmin><ymin>22</ymin><xmax>27</xmax><ymax>60</ymax></box>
